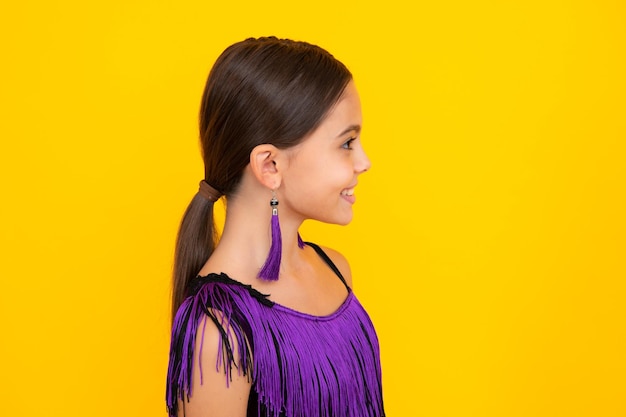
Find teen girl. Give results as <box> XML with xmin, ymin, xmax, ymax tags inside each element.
<box><xmin>166</xmin><ymin>36</ymin><xmax>385</xmax><ymax>417</ymax></box>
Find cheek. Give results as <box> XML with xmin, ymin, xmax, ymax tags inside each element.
<box><xmin>328</xmin><ymin>158</ymin><xmax>355</xmax><ymax>184</ymax></box>
<box><xmin>283</xmin><ymin>153</ymin><xmax>353</xmax><ymax>200</ymax></box>
<box><xmin>308</xmin><ymin>161</ymin><xmax>352</xmax><ymax>191</ymax></box>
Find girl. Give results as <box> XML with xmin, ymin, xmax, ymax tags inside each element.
<box><xmin>166</xmin><ymin>37</ymin><xmax>385</xmax><ymax>417</ymax></box>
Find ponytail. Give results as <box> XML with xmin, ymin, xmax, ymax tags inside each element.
<box><xmin>171</xmin><ymin>193</ymin><xmax>218</xmax><ymax>322</ymax></box>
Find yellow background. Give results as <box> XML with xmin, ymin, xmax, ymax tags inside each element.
<box><xmin>1</xmin><ymin>1</ymin><xmax>625</xmax><ymax>416</ymax></box>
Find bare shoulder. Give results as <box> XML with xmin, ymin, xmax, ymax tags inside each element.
<box><xmin>318</xmin><ymin>245</ymin><xmax>353</xmax><ymax>288</ymax></box>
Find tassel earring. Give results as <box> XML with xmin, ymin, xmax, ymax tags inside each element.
<box><xmin>258</xmin><ymin>191</ymin><xmax>282</xmax><ymax>281</ymax></box>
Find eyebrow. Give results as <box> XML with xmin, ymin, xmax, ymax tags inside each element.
<box><xmin>336</xmin><ymin>124</ymin><xmax>361</xmax><ymax>138</ymax></box>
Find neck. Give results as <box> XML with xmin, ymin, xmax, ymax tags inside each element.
<box><xmin>214</xmin><ymin>191</ymin><xmax>305</xmax><ymax>280</ymax></box>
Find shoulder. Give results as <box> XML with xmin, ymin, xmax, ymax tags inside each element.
<box><xmin>175</xmin><ymin>309</ymin><xmax>252</xmax><ymax>417</ymax></box>
<box><xmin>167</xmin><ymin>273</ymin><xmax>255</xmax><ymax>417</ymax></box>
<box><xmin>317</xmin><ymin>245</ymin><xmax>353</xmax><ymax>288</ymax></box>
<box><xmin>190</xmin><ymin>272</ymin><xmax>274</xmax><ymax>307</ymax></box>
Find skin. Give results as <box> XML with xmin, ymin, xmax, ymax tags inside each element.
<box><xmin>183</xmin><ymin>80</ymin><xmax>371</xmax><ymax>416</ymax></box>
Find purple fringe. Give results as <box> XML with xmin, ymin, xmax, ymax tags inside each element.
<box><xmin>255</xmin><ymin>296</ymin><xmax>384</xmax><ymax>417</ymax></box>
<box><xmin>297</xmin><ymin>232</ymin><xmax>305</xmax><ymax>249</ymax></box>
<box><xmin>258</xmin><ymin>211</ymin><xmax>282</xmax><ymax>281</ymax></box>
<box><xmin>166</xmin><ymin>277</ymin><xmax>253</xmax><ymax>417</ymax></box>
<box><xmin>166</xmin><ymin>275</ymin><xmax>384</xmax><ymax>417</ymax></box>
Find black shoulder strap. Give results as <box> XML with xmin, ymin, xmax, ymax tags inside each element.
<box><xmin>304</xmin><ymin>242</ymin><xmax>350</xmax><ymax>290</ymax></box>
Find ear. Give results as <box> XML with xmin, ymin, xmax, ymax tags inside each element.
<box><xmin>249</xmin><ymin>144</ymin><xmax>283</xmax><ymax>190</ymax></box>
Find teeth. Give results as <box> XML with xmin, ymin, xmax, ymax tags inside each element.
<box><xmin>341</xmin><ymin>189</ymin><xmax>354</xmax><ymax>196</ymax></box>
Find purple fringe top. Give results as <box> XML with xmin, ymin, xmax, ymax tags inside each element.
<box><xmin>166</xmin><ymin>245</ymin><xmax>385</xmax><ymax>417</ymax></box>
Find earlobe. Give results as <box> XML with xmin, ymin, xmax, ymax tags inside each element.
<box><xmin>250</xmin><ymin>144</ymin><xmax>282</xmax><ymax>189</ymax></box>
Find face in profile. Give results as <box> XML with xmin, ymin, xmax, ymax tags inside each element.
<box><xmin>280</xmin><ymin>80</ymin><xmax>371</xmax><ymax>226</ymax></box>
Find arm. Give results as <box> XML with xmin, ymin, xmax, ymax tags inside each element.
<box><xmin>177</xmin><ymin>316</ymin><xmax>252</xmax><ymax>417</ymax></box>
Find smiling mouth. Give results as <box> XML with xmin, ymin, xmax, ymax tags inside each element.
<box><xmin>341</xmin><ymin>188</ymin><xmax>355</xmax><ymax>196</ymax></box>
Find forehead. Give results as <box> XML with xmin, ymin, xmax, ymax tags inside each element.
<box><xmin>309</xmin><ymin>81</ymin><xmax>362</xmax><ymax>139</ymax></box>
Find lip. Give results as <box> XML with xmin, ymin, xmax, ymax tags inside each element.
<box><xmin>341</xmin><ymin>194</ymin><xmax>356</xmax><ymax>204</ymax></box>
<box><xmin>340</xmin><ymin>183</ymin><xmax>357</xmax><ymax>204</ymax></box>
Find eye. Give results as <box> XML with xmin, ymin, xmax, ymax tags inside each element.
<box><xmin>342</xmin><ymin>137</ymin><xmax>356</xmax><ymax>150</ymax></box>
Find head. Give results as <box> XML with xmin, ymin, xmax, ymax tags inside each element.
<box><xmin>172</xmin><ymin>37</ymin><xmax>356</xmax><ymax>320</ymax></box>
<box><xmin>199</xmin><ymin>36</ymin><xmax>353</xmax><ymax>195</ymax></box>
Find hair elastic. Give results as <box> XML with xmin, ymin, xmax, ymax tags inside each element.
<box><xmin>198</xmin><ymin>180</ymin><xmax>223</xmax><ymax>202</ymax></box>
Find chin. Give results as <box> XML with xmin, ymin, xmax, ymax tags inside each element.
<box><xmin>303</xmin><ymin>205</ymin><xmax>353</xmax><ymax>225</ymax></box>
<box><xmin>329</xmin><ymin>211</ymin><xmax>354</xmax><ymax>226</ymax></box>
<box><xmin>307</xmin><ymin>213</ymin><xmax>353</xmax><ymax>226</ymax></box>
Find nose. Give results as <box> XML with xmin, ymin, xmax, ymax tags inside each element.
<box><xmin>356</xmin><ymin>146</ymin><xmax>371</xmax><ymax>174</ymax></box>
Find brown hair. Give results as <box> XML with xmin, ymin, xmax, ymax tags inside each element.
<box><xmin>171</xmin><ymin>37</ymin><xmax>352</xmax><ymax>320</ymax></box>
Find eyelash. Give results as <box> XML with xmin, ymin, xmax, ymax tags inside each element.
<box><xmin>342</xmin><ymin>137</ymin><xmax>356</xmax><ymax>150</ymax></box>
